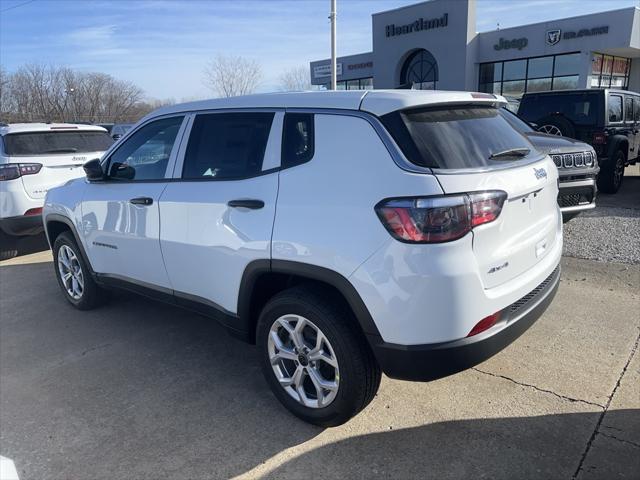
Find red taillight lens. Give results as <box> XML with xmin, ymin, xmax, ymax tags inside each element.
<box><xmin>376</xmin><ymin>191</ymin><xmax>507</xmax><ymax>244</ymax></box>
<box><xmin>467</xmin><ymin>311</ymin><xmax>501</xmax><ymax>337</ymax></box>
<box><xmin>592</xmin><ymin>132</ymin><xmax>606</xmax><ymax>145</ymax></box>
<box><xmin>0</xmin><ymin>163</ymin><xmax>42</xmax><ymax>181</ymax></box>
<box><xmin>24</xmin><ymin>207</ymin><xmax>43</xmax><ymax>216</ymax></box>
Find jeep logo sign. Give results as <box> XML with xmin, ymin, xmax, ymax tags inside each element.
<box><xmin>494</xmin><ymin>37</ymin><xmax>528</xmax><ymax>51</ymax></box>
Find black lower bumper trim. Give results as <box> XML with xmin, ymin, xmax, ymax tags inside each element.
<box><xmin>0</xmin><ymin>215</ymin><xmax>44</xmax><ymax>236</ymax></box>
<box><xmin>368</xmin><ymin>265</ymin><xmax>561</xmax><ymax>382</ymax></box>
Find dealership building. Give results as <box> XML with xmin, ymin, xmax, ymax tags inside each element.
<box><xmin>309</xmin><ymin>0</ymin><xmax>640</xmax><ymax>96</ymax></box>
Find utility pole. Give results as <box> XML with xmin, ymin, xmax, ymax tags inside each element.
<box><xmin>330</xmin><ymin>0</ymin><xmax>337</xmax><ymax>90</ymax></box>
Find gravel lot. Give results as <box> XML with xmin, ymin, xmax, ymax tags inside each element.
<box><xmin>563</xmin><ymin>169</ymin><xmax>640</xmax><ymax>265</ymax></box>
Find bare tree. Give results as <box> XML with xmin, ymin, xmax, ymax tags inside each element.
<box><xmin>203</xmin><ymin>54</ymin><xmax>262</xmax><ymax>98</ymax></box>
<box><xmin>279</xmin><ymin>66</ymin><xmax>311</xmax><ymax>92</ymax></box>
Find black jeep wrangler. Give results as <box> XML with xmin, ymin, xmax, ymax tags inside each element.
<box><xmin>518</xmin><ymin>89</ymin><xmax>640</xmax><ymax>193</ymax></box>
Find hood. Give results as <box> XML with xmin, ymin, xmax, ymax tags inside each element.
<box><xmin>524</xmin><ymin>132</ymin><xmax>591</xmax><ymax>155</ymax></box>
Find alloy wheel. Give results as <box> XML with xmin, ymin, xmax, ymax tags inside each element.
<box><xmin>57</xmin><ymin>245</ymin><xmax>84</xmax><ymax>300</ymax></box>
<box><xmin>538</xmin><ymin>124</ymin><xmax>562</xmax><ymax>136</ymax></box>
<box><xmin>268</xmin><ymin>314</ymin><xmax>339</xmax><ymax>408</ymax></box>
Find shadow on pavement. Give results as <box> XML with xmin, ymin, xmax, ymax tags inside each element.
<box><xmin>0</xmin><ymin>231</ymin><xmax>49</xmax><ymax>259</ymax></box>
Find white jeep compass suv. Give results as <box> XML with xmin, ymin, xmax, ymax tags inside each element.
<box><xmin>1</xmin><ymin>123</ymin><xmax>113</xmax><ymax>257</ymax></box>
<box><xmin>43</xmin><ymin>91</ymin><xmax>562</xmax><ymax>426</ymax></box>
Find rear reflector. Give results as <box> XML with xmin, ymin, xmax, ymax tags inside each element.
<box><xmin>467</xmin><ymin>312</ymin><xmax>501</xmax><ymax>337</ymax></box>
<box><xmin>24</xmin><ymin>207</ymin><xmax>43</xmax><ymax>216</ymax></box>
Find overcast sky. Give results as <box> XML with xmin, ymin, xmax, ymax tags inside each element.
<box><xmin>1</xmin><ymin>0</ymin><xmax>637</xmax><ymax>100</ymax></box>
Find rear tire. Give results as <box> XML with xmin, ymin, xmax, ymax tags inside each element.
<box><xmin>598</xmin><ymin>149</ymin><xmax>625</xmax><ymax>194</ymax></box>
<box><xmin>257</xmin><ymin>285</ymin><xmax>381</xmax><ymax>427</ymax></box>
<box><xmin>53</xmin><ymin>232</ymin><xmax>106</xmax><ymax>310</ymax></box>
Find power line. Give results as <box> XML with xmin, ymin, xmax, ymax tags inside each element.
<box><xmin>0</xmin><ymin>0</ymin><xmax>37</xmax><ymax>14</ymax></box>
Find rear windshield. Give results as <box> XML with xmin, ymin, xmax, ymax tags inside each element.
<box><xmin>519</xmin><ymin>92</ymin><xmax>601</xmax><ymax>126</ymax></box>
<box><xmin>3</xmin><ymin>131</ymin><xmax>114</xmax><ymax>156</ymax></box>
<box><xmin>382</xmin><ymin>106</ymin><xmax>536</xmax><ymax>169</ymax></box>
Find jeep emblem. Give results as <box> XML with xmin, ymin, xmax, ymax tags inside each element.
<box><xmin>534</xmin><ymin>167</ymin><xmax>547</xmax><ymax>180</ymax></box>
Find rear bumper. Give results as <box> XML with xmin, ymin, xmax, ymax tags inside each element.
<box><xmin>558</xmin><ymin>177</ymin><xmax>597</xmax><ymax>214</ymax></box>
<box><xmin>0</xmin><ymin>215</ymin><xmax>44</xmax><ymax>236</ymax></box>
<box><xmin>368</xmin><ymin>264</ymin><xmax>560</xmax><ymax>381</ymax></box>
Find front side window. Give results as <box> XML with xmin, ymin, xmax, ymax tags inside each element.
<box><xmin>108</xmin><ymin>116</ymin><xmax>184</xmax><ymax>181</ymax></box>
<box><xmin>182</xmin><ymin>112</ymin><xmax>274</xmax><ymax>180</ymax></box>
<box><xmin>4</xmin><ymin>131</ymin><xmax>113</xmax><ymax>156</ymax></box>
<box><xmin>281</xmin><ymin>113</ymin><xmax>314</xmax><ymax>168</ymax></box>
<box><xmin>382</xmin><ymin>106</ymin><xmax>536</xmax><ymax>169</ymax></box>
<box><xmin>608</xmin><ymin>95</ymin><xmax>623</xmax><ymax>123</ymax></box>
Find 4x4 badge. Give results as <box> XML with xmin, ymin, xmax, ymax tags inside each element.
<box><xmin>534</xmin><ymin>167</ymin><xmax>547</xmax><ymax>180</ymax></box>
<box><xmin>546</xmin><ymin>29</ymin><xmax>561</xmax><ymax>46</ymax></box>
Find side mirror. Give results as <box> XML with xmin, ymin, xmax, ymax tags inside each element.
<box><xmin>83</xmin><ymin>158</ymin><xmax>104</xmax><ymax>182</ymax></box>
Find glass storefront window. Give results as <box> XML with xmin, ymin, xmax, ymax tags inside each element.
<box><xmin>503</xmin><ymin>60</ymin><xmax>526</xmax><ymax>81</ymax></box>
<box><xmin>501</xmin><ymin>80</ymin><xmax>526</xmax><ymax>97</ymax></box>
<box><xmin>528</xmin><ymin>57</ymin><xmax>553</xmax><ymax>78</ymax></box>
<box><xmin>552</xmin><ymin>75</ymin><xmax>579</xmax><ymax>90</ymax></box>
<box><xmin>346</xmin><ymin>80</ymin><xmax>360</xmax><ymax>90</ymax></box>
<box><xmin>526</xmin><ymin>78</ymin><xmax>552</xmax><ymax>92</ymax></box>
<box><xmin>592</xmin><ymin>54</ymin><xmax>603</xmax><ymax>75</ymax></box>
<box><xmin>479</xmin><ymin>63</ymin><xmax>502</xmax><ymax>84</ymax></box>
<box><xmin>591</xmin><ymin>54</ymin><xmax>631</xmax><ymax>88</ymax></box>
<box><xmin>359</xmin><ymin>78</ymin><xmax>373</xmax><ymax>90</ymax></box>
<box><xmin>554</xmin><ymin>53</ymin><xmax>581</xmax><ymax>76</ymax></box>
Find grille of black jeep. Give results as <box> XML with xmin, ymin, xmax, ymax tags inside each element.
<box><xmin>509</xmin><ymin>266</ymin><xmax>559</xmax><ymax>318</ymax></box>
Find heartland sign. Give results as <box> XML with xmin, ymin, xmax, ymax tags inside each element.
<box><xmin>385</xmin><ymin>13</ymin><xmax>448</xmax><ymax>37</ymax></box>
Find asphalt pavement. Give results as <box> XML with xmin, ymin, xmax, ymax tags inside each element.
<box><xmin>0</xmin><ymin>170</ymin><xmax>638</xmax><ymax>480</ymax></box>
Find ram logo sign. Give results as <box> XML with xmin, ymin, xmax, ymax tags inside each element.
<box><xmin>546</xmin><ymin>29</ymin><xmax>561</xmax><ymax>46</ymax></box>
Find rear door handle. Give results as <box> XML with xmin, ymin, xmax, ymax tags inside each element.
<box><xmin>227</xmin><ymin>199</ymin><xmax>265</xmax><ymax>209</ymax></box>
<box><xmin>130</xmin><ymin>197</ymin><xmax>153</xmax><ymax>206</ymax></box>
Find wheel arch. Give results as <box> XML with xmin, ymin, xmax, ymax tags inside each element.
<box><xmin>238</xmin><ymin>260</ymin><xmax>382</xmax><ymax>344</ymax></box>
<box><xmin>44</xmin><ymin>214</ymin><xmax>94</xmax><ymax>274</ymax></box>
<box><xmin>607</xmin><ymin>135</ymin><xmax>629</xmax><ymax>162</ymax></box>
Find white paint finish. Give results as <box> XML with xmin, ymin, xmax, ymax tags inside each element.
<box><xmin>43</xmin><ymin>177</ymin><xmax>88</xmax><ymax>240</ymax></box>
<box><xmin>350</xmin><ymin>223</ymin><xmax>562</xmax><ymax>345</ymax></box>
<box><xmin>81</xmin><ymin>182</ymin><xmax>172</xmax><ymax>289</ymax></box>
<box><xmin>159</xmin><ymin>174</ymin><xmax>279</xmax><ymax>313</ymax></box>
<box><xmin>272</xmin><ymin>113</ymin><xmax>443</xmax><ymax>278</ymax></box>
<box><xmin>435</xmin><ymin>156</ymin><xmax>560</xmax><ymax>289</ymax></box>
<box><xmin>0</xmin><ymin>456</ymin><xmax>20</xmax><ymax>480</ymax></box>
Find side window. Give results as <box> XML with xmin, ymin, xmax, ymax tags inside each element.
<box><xmin>182</xmin><ymin>112</ymin><xmax>274</xmax><ymax>180</ymax></box>
<box><xmin>634</xmin><ymin>98</ymin><xmax>640</xmax><ymax>122</ymax></box>
<box><xmin>608</xmin><ymin>95</ymin><xmax>623</xmax><ymax>123</ymax></box>
<box><xmin>282</xmin><ymin>113</ymin><xmax>314</xmax><ymax>168</ymax></box>
<box><xmin>624</xmin><ymin>97</ymin><xmax>634</xmax><ymax>123</ymax></box>
<box><xmin>108</xmin><ymin>116</ymin><xmax>184</xmax><ymax>181</ymax></box>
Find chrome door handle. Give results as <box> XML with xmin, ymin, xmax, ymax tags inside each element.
<box><xmin>130</xmin><ymin>197</ymin><xmax>153</xmax><ymax>206</ymax></box>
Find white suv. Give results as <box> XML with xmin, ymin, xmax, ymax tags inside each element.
<box><xmin>43</xmin><ymin>91</ymin><xmax>562</xmax><ymax>426</ymax></box>
<box><xmin>1</xmin><ymin>123</ymin><xmax>112</xmax><ymax>256</ymax></box>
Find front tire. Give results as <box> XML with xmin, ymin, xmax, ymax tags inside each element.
<box><xmin>53</xmin><ymin>231</ymin><xmax>106</xmax><ymax>310</ymax></box>
<box><xmin>257</xmin><ymin>286</ymin><xmax>381</xmax><ymax>427</ymax></box>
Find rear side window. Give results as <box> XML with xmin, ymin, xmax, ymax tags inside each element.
<box><xmin>608</xmin><ymin>95</ymin><xmax>623</xmax><ymax>123</ymax></box>
<box><xmin>624</xmin><ymin>97</ymin><xmax>633</xmax><ymax>123</ymax></box>
<box><xmin>634</xmin><ymin>98</ymin><xmax>640</xmax><ymax>122</ymax></box>
<box><xmin>3</xmin><ymin>131</ymin><xmax>113</xmax><ymax>156</ymax></box>
<box><xmin>382</xmin><ymin>106</ymin><xmax>536</xmax><ymax>169</ymax></box>
<box><xmin>281</xmin><ymin>113</ymin><xmax>314</xmax><ymax>168</ymax></box>
<box><xmin>182</xmin><ymin>112</ymin><xmax>274</xmax><ymax>180</ymax></box>
<box><xmin>519</xmin><ymin>92</ymin><xmax>600</xmax><ymax>126</ymax></box>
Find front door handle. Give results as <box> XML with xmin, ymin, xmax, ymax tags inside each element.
<box><xmin>130</xmin><ymin>197</ymin><xmax>153</xmax><ymax>206</ymax></box>
<box><xmin>227</xmin><ymin>199</ymin><xmax>265</xmax><ymax>209</ymax></box>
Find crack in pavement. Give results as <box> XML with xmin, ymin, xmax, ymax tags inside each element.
<box><xmin>472</xmin><ymin>367</ymin><xmax>605</xmax><ymax>408</ymax></box>
<box><xmin>572</xmin><ymin>331</ymin><xmax>640</xmax><ymax>479</ymax></box>
<box><xmin>597</xmin><ymin>431</ymin><xmax>640</xmax><ymax>449</ymax></box>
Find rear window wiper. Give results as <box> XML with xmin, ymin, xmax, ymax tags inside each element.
<box><xmin>42</xmin><ymin>148</ymin><xmax>78</xmax><ymax>153</ymax></box>
<box><xmin>489</xmin><ymin>148</ymin><xmax>530</xmax><ymax>160</ymax></box>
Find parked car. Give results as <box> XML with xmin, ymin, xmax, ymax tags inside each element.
<box><xmin>0</xmin><ymin>123</ymin><xmax>113</xmax><ymax>259</ymax></box>
<box><xmin>111</xmin><ymin>123</ymin><xmax>133</xmax><ymax>141</ymax></box>
<box><xmin>500</xmin><ymin>108</ymin><xmax>598</xmax><ymax>222</ymax></box>
<box><xmin>518</xmin><ymin>89</ymin><xmax>640</xmax><ymax>193</ymax></box>
<box><xmin>43</xmin><ymin>91</ymin><xmax>562</xmax><ymax>426</ymax></box>
<box><xmin>97</xmin><ymin>123</ymin><xmax>114</xmax><ymax>135</ymax></box>
<box><xmin>503</xmin><ymin>95</ymin><xmax>520</xmax><ymax>114</ymax></box>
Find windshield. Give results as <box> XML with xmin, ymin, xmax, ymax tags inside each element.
<box><xmin>499</xmin><ymin>108</ymin><xmax>535</xmax><ymax>134</ymax></box>
<box><xmin>382</xmin><ymin>106</ymin><xmax>536</xmax><ymax>169</ymax></box>
<box><xmin>4</xmin><ymin>131</ymin><xmax>114</xmax><ymax>156</ymax></box>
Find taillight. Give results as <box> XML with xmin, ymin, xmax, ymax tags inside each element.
<box><xmin>467</xmin><ymin>311</ymin><xmax>501</xmax><ymax>337</ymax></box>
<box><xmin>24</xmin><ymin>207</ymin><xmax>43</xmax><ymax>216</ymax></box>
<box><xmin>0</xmin><ymin>163</ymin><xmax>43</xmax><ymax>181</ymax></box>
<box><xmin>592</xmin><ymin>131</ymin><xmax>607</xmax><ymax>144</ymax></box>
<box><xmin>375</xmin><ymin>190</ymin><xmax>507</xmax><ymax>244</ymax></box>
